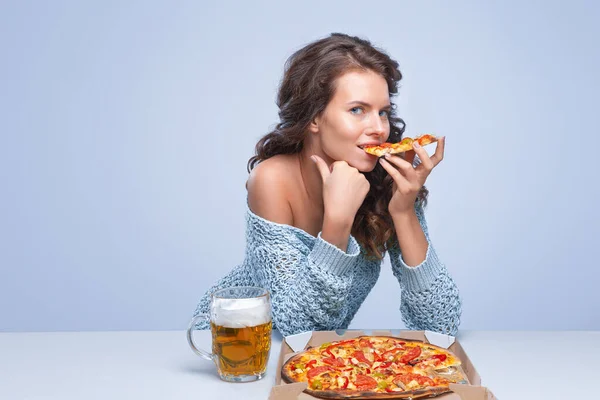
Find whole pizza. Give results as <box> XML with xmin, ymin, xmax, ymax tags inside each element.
<box><xmin>281</xmin><ymin>336</ymin><xmax>467</xmax><ymax>399</ymax></box>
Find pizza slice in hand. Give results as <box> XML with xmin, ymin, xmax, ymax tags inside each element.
<box><xmin>362</xmin><ymin>134</ymin><xmax>439</xmax><ymax>157</ymax></box>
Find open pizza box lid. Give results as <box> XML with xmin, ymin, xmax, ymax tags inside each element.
<box><xmin>269</xmin><ymin>330</ymin><xmax>498</xmax><ymax>400</ymax></box>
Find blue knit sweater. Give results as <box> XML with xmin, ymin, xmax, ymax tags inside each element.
<box><xmin>192</xmin><ymin>201</ymin><xmax>462</xmax><ymax>336</ymax></box>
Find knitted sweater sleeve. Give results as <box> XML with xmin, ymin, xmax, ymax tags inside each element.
<box><xmin>249</xmin><ymin>225</ymin><xmax>362</xmax><ymax>337</ymax></box>
<box><xmin>387</xmin><ymin>202</ymin><xmax>462</xmax><ymax>335</ymax></box>
<box><xmin>191</xmin><ymin>212</ymin><xmax>363</xmax><ymax>336</ymax></box>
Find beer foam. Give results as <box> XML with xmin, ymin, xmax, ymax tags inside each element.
<box><xmin>212</xmin><ymin>297</ymin><xmax>271</xmax><ymax>328</ymax></box>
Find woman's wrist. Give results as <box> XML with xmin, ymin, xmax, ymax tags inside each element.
<box><xmin>391</xmin><ymin>209</ymin><xmax>428</xmax><ymax>267</ymax></box>
<box><xmin>391</xmin><ymin>208</ymin><xmax>418</xmax><ymax>225</ymax></box>
<box><xmin>321</xmin><ymin>214</ymin><xmax>353</xmax><ymax>251</ymax></box>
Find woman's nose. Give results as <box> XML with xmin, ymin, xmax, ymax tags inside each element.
<box><xmin>368</xmin><ymin>117</ymin><xmax>385</xmax><ymax>136</ymax></box>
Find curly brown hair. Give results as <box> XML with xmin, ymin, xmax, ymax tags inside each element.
<box><xmin>247</xmin><ymin>33</ymin><xmax>428</xmax><ymax>259</ymax></box>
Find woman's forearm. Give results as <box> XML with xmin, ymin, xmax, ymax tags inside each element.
<box><xmin>392</xmin><ymin>210</ymin><xmax>428</xmax><ymax>267</ymax></box>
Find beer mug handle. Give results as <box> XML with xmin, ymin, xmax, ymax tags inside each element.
<box><xmin>186</xmin><ymin>314</ymin><xmax>214</xmax><ymax>362</ymax></box>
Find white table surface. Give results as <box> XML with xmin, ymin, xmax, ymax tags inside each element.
<box><xmin>0</xmin><ymin>330</ymin><xmax>597</xmax><ymax>400</ymax></box>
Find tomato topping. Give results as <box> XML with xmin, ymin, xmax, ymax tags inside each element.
<box><xmin>372</xmin><ymin>350</ymin><xmax>383</xmax><ymax>362</ymax></box>
<box><xmin>354</xmin><ymin>374</ymin><xmax>377</xmax><ymax>390</ymax></box>
<box><xmin>381</xmin><ymin>347</ymin><xmax>403</xmax><ymax>360</ymax></box>
<box><xmin>359</xmin><ymin>339</ymin><xmax>374</xmax><ymax>348</ymax></box>
<box><xmin>322</xmin><ymin>356</ymin><xmax>346</xmax><ymax>368</ymax></box>
<box><xmin>352</xmin><ymin>350</ymin><xmax>372</xmax><ymax>365</ymax></box>
<box><xmin>305</xmin><ymin>359</ymin><xmax>317</xmax><ymax>369</ymax></box>
<box><xmin>307</xmin><ymin>365</ymin><xmax>333</xmax><ymax>379</ymax></box>
<box><xmin>415</xmin><ymin>375</ymin><xmax>435</xmax><ymax>386</ymax></box>
<box><xmin>393</xmin><ymin>374</ymin><xmax>412</xmax><ymax>385</ymax></box>
<box><xmin>376</xmin><ymin>361</ymin><xmax>392</xmax><ymax>369</ymax></box>
<box><xmin>410</xmin><ymin>352</ymin><xmax>446</xmax><ymax>366</ymax></box>
<box><xmin>399</xmin><ymin>346</ymin><xmax>421</xmax><ymax>364</ymax></box>
<box><xmin>417</xmin><ymin>134</ymin><xmax>435</xmax><ymax>145</ymax></box>
<box><xmin>325</xmin><ymin>339</ymin><xmax>355</xmax><ymax>355</ymax></box>
<box><xmin>321</xmin><ymin>349</ymin><xmax>334</xmax><ymax>358</ymax></box>
<box><xmin>322</xmin><ymin>357</ymin><xmax>335</xmax><ymax>366</ymax></box>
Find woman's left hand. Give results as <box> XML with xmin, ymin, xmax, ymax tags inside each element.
<box><xmin>378</xmin><ymin>136</ymin><xmax>445</xmax><ymax>216</ymax></box>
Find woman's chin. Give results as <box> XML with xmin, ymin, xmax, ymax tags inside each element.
<box><xmin>350</xmin><ymin>158</ymin><xmax>378</xmax><ymax>173</ymax></box>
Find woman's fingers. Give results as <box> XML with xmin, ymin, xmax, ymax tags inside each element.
<box><xmin>411</xmin><ymin>136</ymin><xmax>445</xmax><ymax>173</ymax></box>
<box><xmin>379</xmin><ymin>158</ymin><xmax>413</xmax><ymax>192</ymax></box>
<box><xmin>383</xmin><ymin>153</ymin><xmax>417</xmax><ymax>180</ymax></box>
<box><xmin>427</xmin><ymin>136</ymin><xmax>445</xmax><ymax>167</ymax></box>
<box><xmin>411</xmin><ymin>142</ymin><xmax>434</xmax><ymax>171</ymax></box>
<box><xmin>311</xmin><ymin>155</ymin><xmax>331</xmax><ymax>181</ymax></box>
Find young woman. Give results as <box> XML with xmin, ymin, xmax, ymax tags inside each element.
<box><xmin>192</xmin><ymin>33</ymin><xmax>461</xmax><ymax>336</ymax></box>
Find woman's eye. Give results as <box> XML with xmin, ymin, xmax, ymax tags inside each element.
<box><xmin>350</xmin><ymin>107</ymin><xmax>389</xmax><ymax>117</ymax></box>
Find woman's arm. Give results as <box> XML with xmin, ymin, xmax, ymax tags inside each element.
<box><xmin>251</xmin><ymin>227</ymin><xmax>362</xmax><ymax>336</ymax></box>
<box><xmin>378</xmin><ymin>139</ymin><xmax>461</xmax><ymax>335</ymax></box>
<box><xmin>391</xmin><ymin>208</ymin><xmax>428</xmax><ymax>267</ymax></box>
<box><xmin>388</xmin><ymin>202</ymin><xmax>462</xmax><ymax>335</ymax></box>
<box><xmin>192</xmin><ymin>224</ymin><xmax>365</xmax><ymax>337</ymax></box>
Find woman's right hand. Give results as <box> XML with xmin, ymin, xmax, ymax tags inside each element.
<box><xmin>312</xmin><ymin>155</ymin><xmax>370</xmax><ymax>226</ymax></box>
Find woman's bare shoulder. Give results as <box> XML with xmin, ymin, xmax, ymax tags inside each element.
<box><xmin>246</xmin><ymin>155</ymin><xmax>298</xmax><ymax>225</ymax></box>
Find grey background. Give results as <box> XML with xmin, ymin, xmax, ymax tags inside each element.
<box><xmin>1</xmin><ymin>0</ymin><xmax>598</xmax><ymax>332</ymax></box>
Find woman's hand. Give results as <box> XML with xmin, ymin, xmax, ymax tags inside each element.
<box><xmin>379</xmin><ymin>136</ymin><xmax>445</xmax><ymax>216</ymax></box>
<box><xmin>312</xmin><ymin>155</ymin><xmax>370</xmax><ymax>226</ymax></box>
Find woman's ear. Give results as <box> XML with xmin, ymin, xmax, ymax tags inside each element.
<box><xmin>308</xmin><ymin>115</ymin><xmax>320</xmax><ymax>134</ymax></box>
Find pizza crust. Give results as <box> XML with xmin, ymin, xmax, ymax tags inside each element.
<box><xmin>309</xmin><ymin>385</ymin><xmax>451</xmax><ymax>399</ymax></box>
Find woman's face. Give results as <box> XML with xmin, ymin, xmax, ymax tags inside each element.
<box><xmin>310</xmin><ymin>69</ymin><xmax>391</xmax><ymax>172</ymax></box>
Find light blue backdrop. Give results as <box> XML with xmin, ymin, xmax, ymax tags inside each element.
<box><xmin>1</xmin><ymin>0</ymin><xmax>598</xmax><ymax>332</ymax></box>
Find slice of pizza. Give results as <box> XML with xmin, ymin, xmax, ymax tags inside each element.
<box><xmin>362</xmin><ymin>134</ymin><xmax>439</xmax><ymax>157</ymax></box>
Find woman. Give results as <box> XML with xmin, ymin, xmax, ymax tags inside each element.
<box><xmin>192</xmin><ymin>33</ymin><xmax>461</xmax><ymax>336</ymax></box>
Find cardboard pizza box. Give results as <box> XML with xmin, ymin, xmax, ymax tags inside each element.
<box><xmin>268</xmin><ymin>330</ymin><xmax>497</xmax><ymax>400</ymax></box>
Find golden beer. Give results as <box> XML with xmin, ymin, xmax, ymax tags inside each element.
<box><xmin>187</xmin><ymin>286</ymin><xmax>272</xmax><ymax>382</ymax></box>
<box><xmin>211</xmin><ymin>320</ymin><xmax>272</xmax><ymax>377</ymax></box>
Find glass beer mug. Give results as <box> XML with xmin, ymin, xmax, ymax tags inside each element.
<box><xmin>187</xmin><ymin>286</ymin><xmax>273</xmax><ymax>382</ymax></box>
